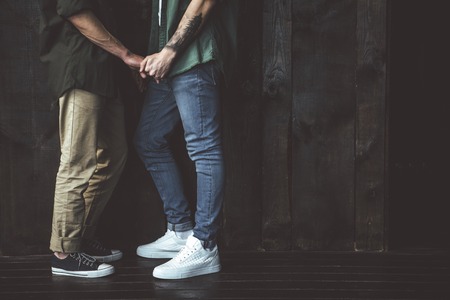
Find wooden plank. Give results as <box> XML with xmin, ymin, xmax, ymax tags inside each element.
<box><xmin>221</xmin><ymin>0</ymin><xmax>263</xmax><ymax>250</ymax></box>
<box><xmin>291</xmin><ymin>0</ymin><xmax>357</xmax><ymax>250</ymax></box>
<box><xmin>3</xmin><ymin>272</ymin><xmax>449</xmax><ymax>286</ymax></box>
<box><xmin>261</xmin><ymin>0</ymin><xmax>292</xmax><ymax>251</ymax></box>
<box><xmin>388</xmin><ymin>0</ymin><xmax>450</xmax><ymax>250</ymax></box>
<box><xmin>354</xmin><ymin>0</ymin><xmax>387</xmax><ymax>251</ymax></box>
<box><xmin>0</xmin><ymin>0</ymin><xmax>59</xmax><ymax>256</ymax></box>
<box><xmin>2</xmin><ymin>280</ymin><xmax>450</xmax><ymax>293</ymax></box>
<box><xmin>1</xmin><ymin>252</ymin><xmax>449</xmax><ymax>300</ymax></box>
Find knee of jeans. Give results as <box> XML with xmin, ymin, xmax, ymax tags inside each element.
<box><xmin>134</xmin><ymin>131</ymin><xmax>167</xmax><ymax>160</ymax></box>
<box><xmin>187</xmin><ymin>142</ymin><xmax>223</xmax><ymax>162</ymax></box>
<box><xmin>133</xmin><ymin>134</ymin><xmax>151</xmax><ymax>161</ymax></box>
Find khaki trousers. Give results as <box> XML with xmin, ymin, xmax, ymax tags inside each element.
<box><xmin>50</xmin><ymin>89</ymin><xmax>127</xmax><ymax>253</ymax></box>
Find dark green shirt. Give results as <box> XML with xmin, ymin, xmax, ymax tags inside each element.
<box><xmin>148</xmin><ymin>0</ymin><xmax>238</xmax><ymax>81</ymax></box>
<box><xmin>38</xmin><ymin>0</ymin><xmax>117</xmax><ymax>98</ymax></box>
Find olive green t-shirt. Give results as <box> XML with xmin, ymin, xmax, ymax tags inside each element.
<box><xmin>38</xmin><ymin>0</ymin><xmax>117</xmax><ymax>98</ymax></box>
<box><xmin>148</xmin><ymin>0</ymin><xmax>238</xmax><ymax>82</ymax></box>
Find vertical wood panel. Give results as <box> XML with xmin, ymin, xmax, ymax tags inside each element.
<box><xmin>261</xmin><ymin>0</ymin><xmax>292</xmax><ymax>250</ymax></box>
<box><xmin>0</xmin><ymin>0</ymin><xmax>59</xmax><ymax>255</ymax></box>
<box><xmin>291</xmin><ymin>0</ymin><xmax>357</xmax><ymax>250</ymax></box>
<box><xmin>355</xmin><ymin>0</ymin><xmax>387</xmax><ymax>251</ymax></box>
<box><xmin>221</xmin><ymin>0</ymin><xmax>263</xmax><ymax>250</ymax></box>
<box><xmin>388</xmin><ymin>1</ymin><xmax>449</xmax><ymax>250</ymax></box>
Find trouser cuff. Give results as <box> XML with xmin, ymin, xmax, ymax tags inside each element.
<box><xmin>49</xmin><ymin>236</ymin><xmax>82</xmax><ymax>253</ymax></box>
<box><xmin>167</xmin><ymin>221</ymin><xmax>193</xmax><ymax>232</ymax></box>
<box><xmin>193</xmin><ymin>234</ymin><xmax>217</xmax><ymax>250</ymax></box>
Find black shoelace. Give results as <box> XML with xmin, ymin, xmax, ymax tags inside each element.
<box><xmin>86</xmin><ymin>239</ymin><xmax>108</xmax><ymax>253</ymax></box>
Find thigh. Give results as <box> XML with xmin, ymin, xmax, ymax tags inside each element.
<box><xmin>58</xmin><ymin>89</ymin><xmax>105</xmax><ymax>164</ymax></box>
<box><xmin>171</xmin><ymin>63</ymin><xmax>221</xmax><ymax>141</ymax></box>
<box><xmin>135</xmin><ymin>81</ymin><xmax>181</xmax><ymax>146</ymax></box>
<box><xmin>97</xmin><ymin>94</ymin><xmax>127</xmax><ymax>153</ymax></box>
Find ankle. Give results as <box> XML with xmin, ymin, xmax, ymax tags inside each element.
<box><xmin>175</xmin><ymin>229</ymin><xmax>193</xmax><ymax>240</ymax></box>
<box><xmin>54</xmin><ymin>252</ymin><xmax>69</xmax><ymax>260</ymax></box>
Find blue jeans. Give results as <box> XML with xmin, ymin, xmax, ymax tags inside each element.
<box><xmin>134</xmin><ymin>62</ymin><xmax>224</xmax><ymax>246</ymax></box>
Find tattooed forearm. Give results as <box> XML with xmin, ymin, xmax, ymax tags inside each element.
<box><xmin>165</xmin><ymin>14</ymin><xmax>203</xmax><ymax>53</ymax></box>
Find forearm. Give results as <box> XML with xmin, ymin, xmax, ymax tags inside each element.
<box><xmin>68</xmin><ymin>10</ymin><xmax>130</xmax><ymax>61</ymax></box>
<box><xmin>164</xmin><ymin>0</ymin><xmax>218</xmax><ymax>56</ymax></box>
<box><xmin>139</xmin><ymin>0</ymin><xmax>218</xmax><ymax>80</ymax></box>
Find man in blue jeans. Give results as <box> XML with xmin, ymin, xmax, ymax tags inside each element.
<box><xmin>134</xmin><ymin>0</ymin><xmax>237</xmax><ymax>279</ymax></box>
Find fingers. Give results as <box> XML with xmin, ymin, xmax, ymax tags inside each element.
<box><xmin>148</xmin><ymin>68</ymin><xmax>156</xmax><ymax>77</ymax></box>
<box><xmin>138</xmin><ymin>54</ymin><xmax>170</xmax><ymax>84</ymax></box>
<box><xmin>144</xmin><ymin>62</ymin><xmax>159</xmax><ymax>80</ymax></box>
<box><xmin>140</xmin><ymin>56</ymin><xmax>149</xmax><ymax>73</ymax></box>
<box><xmin>135</xmin><ymin>56</ymin><xmax>145</xmax><ymax>69</ymax></box>
<box><xmin>143</xmin><ymin>58</ymin><xmax>155</xmax><ymax>77</ymax></box>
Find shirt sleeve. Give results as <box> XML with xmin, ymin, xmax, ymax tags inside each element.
<box><xmin>56</xmin><ymin>0</ymin><xmax>95</xmax><ymax>18</ymax></box>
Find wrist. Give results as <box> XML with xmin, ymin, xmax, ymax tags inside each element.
<box><xmin>120</xmin><ymin>49</ymin><xmax>132</xmax><ymax>62</ymax></box>
<box><xmin>161</xmin><ymin>47</ymin><xmax>177</xmax><ymax>61</ymax></box>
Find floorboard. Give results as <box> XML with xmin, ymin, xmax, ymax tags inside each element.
<box><xmin>1</xmin><ymin>251</ymin><xmax>449</xmax><ymax>299</ymax></box>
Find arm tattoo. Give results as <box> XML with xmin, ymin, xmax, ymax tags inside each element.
<box><xmin>166</xmin><ymin>14</ymin><xmax>203</xmax><ymax>53</ymax></box>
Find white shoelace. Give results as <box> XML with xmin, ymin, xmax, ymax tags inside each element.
<box><xmin>174</xmin><ymin>244</ymin><xmax>199</xmax><ymax>263</ymax></box>
<box><xmin>70</xmin><ymin>253</ymin><xmax>96</xmax><ymax>267</ymax></box>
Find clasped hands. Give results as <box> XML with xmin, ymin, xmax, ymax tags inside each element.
<box><xmin>122</xmin><ymin>48</ymin><xmax>176</xmax><ymax>92</ymax></box>
<box><xmin>139</xmin><ymin>48</ymin><xmax>177</xmax><ymax>84</ymax></box>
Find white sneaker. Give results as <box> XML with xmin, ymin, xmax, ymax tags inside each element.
<box><xmin>152</xmin><ymin>236</ymin><xmax>221</xmax><ymax>279</ymax></box>
<box><xmin>136</xmin><ymin>229</ymin><xmax>190</xmax><ymax>258</ymax></box>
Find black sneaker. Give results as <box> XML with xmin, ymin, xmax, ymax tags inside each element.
<box><xmin>82</xmin><ymin>239</ymin><xmax>123</xmax><ymax>262</ymax></box>
<box><xmin>51</xmin><ymin>253</ymin><xmax>114</xmax><ymax>278</ymax></box>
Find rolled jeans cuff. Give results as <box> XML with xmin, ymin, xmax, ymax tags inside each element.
<box><xmin>192</xmin><ymin>233</ymin><xmax>217</xmax><ymax>250</ymax></box>
<box><xmin>167</xmin><ymin>221</ymin><xmax>193</xmax><ymax>232</ymax></box>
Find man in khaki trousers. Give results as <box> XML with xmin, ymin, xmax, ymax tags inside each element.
<box><xmin>39</xmin><ymin>0</ymin><xmax>143</xmax><ymax>278</ymax></box>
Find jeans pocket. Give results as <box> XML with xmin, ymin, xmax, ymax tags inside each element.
<box><xmin>198</xmin><ymin>61</ymin><xmax>219</xmax><ymax>86</ymax></box>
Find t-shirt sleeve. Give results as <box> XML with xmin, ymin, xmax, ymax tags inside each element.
<box><xmin>56</xmin><ymin>0</ymin><xmax>95</xmax><ymax>18</ymax></box>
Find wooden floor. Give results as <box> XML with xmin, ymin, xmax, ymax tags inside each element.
<box><xmin>1</xmin><ymin>250</ymin><xmax>449</xmax><ymax>299</ymax></box>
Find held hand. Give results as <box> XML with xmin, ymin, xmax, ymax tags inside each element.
<box><xmin>139</xmin><ymin>48</ymin><xmax>176</xmax><ymax>83</ymax></box>
<box><xmin>139</xmin><ymin>56</ymin><xmax>151</xmax><ymax>79</ymax></box>
<box><xmin>130</xmin><ymin>70</ymin><xmax>148</xmax><ymax>93</ymax></box>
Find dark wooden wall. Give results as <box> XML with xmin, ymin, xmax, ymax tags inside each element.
<box><xmin>0</xmin><ymin>0</ymin><xmax>59</xmax><ymax>255</ymax></box>
<box><xmin>0</xmin><ymin>0</ymin><xmax>388</xmax><ymax>255</ymax></box>
<box><xmin>388</xmin><ymin>0</ymin><xmax>450</xmax><ymax>250</ymax></box>
<box><xmin>261</xmin><ymin>0</ymin><xmax>387</xmax><ymax>251</ymax></box>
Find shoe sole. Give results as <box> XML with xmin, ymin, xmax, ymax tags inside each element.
<box><xmin>93</xmin><ymin>252</ymin><xmax>123</xmax><ymax>263</ymax></box>
<box><xmin>153</xmin><ymin>264</ymin><xmax>221</xmax><ymax>279</ymax></box>
<box><xmin>52</xmin><ymin>266</ymin><xmax>115</xmax><ymax>278</ymax></box>
<box><xmin>136</xmin><ymin>249</ymin><xmax>180</xmax><ymax>259</ymax></box>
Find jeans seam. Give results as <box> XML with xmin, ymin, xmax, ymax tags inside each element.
<box><xmin>207</xmin><ymin>161</ymin><xmax>213</xmax><ymax>236</ymax></box>
<box><xmin>141</xmin><ymin>85</ymin><xmax>175</xmax><ymax>206</ymax></box>
<box><xmin>196</xmin><ymin>66</ymin><xmax>204</xmax><ymax>137</ymax></box>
